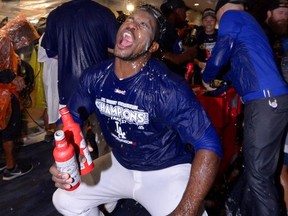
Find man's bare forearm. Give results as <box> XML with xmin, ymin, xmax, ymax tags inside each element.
<box><xmin>170</xmin><ymin>149</ymin><xmax>221</xmax><ymax>216</ymax></box>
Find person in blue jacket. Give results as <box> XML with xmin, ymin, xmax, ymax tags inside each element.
<box><xmin>49</xmin><ymin>4</ymin><xmax>222</xmax><ymax>216</ymax></box>
<box><xmin>202</xmin><ymin>0</ymin><xmax>288</xmax><ymax>215</ymax></box>
<box><xmin>41</xmin><ymin>0</ymin><xmax>119</xmax><ymax>105</ymax></box>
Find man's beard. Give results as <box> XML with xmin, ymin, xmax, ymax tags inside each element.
<box><xmin>118</xmin><ymin>49</ymin><xmax>149</xmax><ymax>61</ymax></box>
<box><xmin>268</xmin><ymin>18</ymin><xmax>288</xmax><ymax>36</ymax></box>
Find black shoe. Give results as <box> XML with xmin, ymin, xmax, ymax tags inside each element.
<box><xmin>2</xmin><ymin>164</ymin><xmax>33</xmax><ymax>181</ymax></box>
<box><xmin>0</xmin><ymin>162</ymin><xmax>6</xmax><ymax>172</ymax></box>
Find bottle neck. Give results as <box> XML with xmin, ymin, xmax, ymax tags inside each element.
<box><xmin>61</xmin><ymin>112</ymin><xmax>75</xmax><ymax>125</ymax></box>
<box><xmin>55</xmin><ymin>138</ymin><xmax>68</xmax><ymax>148</ymax></box>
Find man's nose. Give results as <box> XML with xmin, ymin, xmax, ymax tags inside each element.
<box><xmin>127</xmin><ymin>21</ymin><xmax>138</xmax><ymax>31</ymax></box>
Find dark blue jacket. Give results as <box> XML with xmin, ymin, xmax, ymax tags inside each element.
<box><xmin>203</xmin><ymin>10</ymin><xmax>288</xmax><ymax>103</ymax></box>
<box><xmin>68</xmin><ymin>58</ymin><xmax>222</xmax><ymax>171</ymax></box>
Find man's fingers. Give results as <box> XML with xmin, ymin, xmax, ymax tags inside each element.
<box><xmin>87</xmin><ymin>144</ymin><xmax>93</xmax><ymax>152</ymax></box>
<box><xmin>55</xmin><ymin>182</ymin><xmax>72</xmax><ymax>190</ymax></box>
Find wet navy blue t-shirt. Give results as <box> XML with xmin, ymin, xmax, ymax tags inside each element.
<box><xmin>69</xmin><ymin>58</ymin><xmax>223</xmax><ymax>171</ymax></box>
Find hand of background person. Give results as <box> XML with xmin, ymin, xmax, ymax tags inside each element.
<box><xmin>182</xmin><ymin>45</ymin><xmax>197</xmax><ymax>61</ymax></box>
<box><xmin>49</xmin><ymin>164</ymin><xmax>74</xmax><ymax>190</ymax></box>
<box><xmin>198</xmin><ymin>61</ymin><xmax>206</xmax><ymax>70</ymax></box>
<box><xmin>12</xmin><ymin>75</ymin><xmax>26</xmax><ymax>91</ymax></box>
<box><xmin>162</xmin><ymin>45</ymin><xmax>197</xmax><ymax>65</ymax></box>
<box><xmin>202</xmin><ymin>79</ymin><xmax>217</xmax><ymax>91</ymax></box>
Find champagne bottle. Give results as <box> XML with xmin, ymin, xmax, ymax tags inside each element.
<box><xmin>185</xmin><ymin>28</ymin><xmax>197</xmax><ymax>47</ymax></box>
<box><xmin>53</xmin><ymin>130</ymin><xmax>80</xmax><ymax>191</ymax></box>
<box><xmin>185</xmin><ymin>62</ymin><xmax>194</xmax><ymax>82</ymax></box>
<box><xmin>60</xmin><ymin>107</ymin><xmax>94</xmax><ymax>175</ymax></box>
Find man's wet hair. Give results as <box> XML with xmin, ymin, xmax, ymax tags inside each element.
<box><xmin>136</xmin><ymin>4</ymin><xmax>167</xmax><ymax>42</ymax></box>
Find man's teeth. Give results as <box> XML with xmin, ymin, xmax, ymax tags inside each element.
<box><xmin>123</xmin><ymin>32</ymin><xmax>132</xmax><ymax>41</ymax></box>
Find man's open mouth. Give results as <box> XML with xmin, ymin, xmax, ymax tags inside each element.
<box><xmin>119</xmin><ymin>31</ymin><xmax>134</xmax><ymax>48</ymax></box>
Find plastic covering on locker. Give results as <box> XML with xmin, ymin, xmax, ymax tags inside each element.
<box><xmin>193</xmin><ymin>85</ymin><xmax>243</xmax><ymax>179</ymax></box>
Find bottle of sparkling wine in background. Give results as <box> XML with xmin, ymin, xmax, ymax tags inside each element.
<box><xmin>185</xmin><ymin>28</ymin><xmax>197</xmax><ymax>47</ymax></box>
<box><xmin>59</xmin><ymin>106</ymin><xmax>94</xmax><ymax>175</ymax></box>
<box><xmin>185</xmin><ymin>62</ymin><xmax>194</xmax><ymax>83</ymax></box>
<box><xmin>53</xmin><ymin>130</ymin><xmax>80</xmax><ymax>191</ymax></box>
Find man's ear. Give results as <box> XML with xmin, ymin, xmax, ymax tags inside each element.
<box><xmin>149</xmin><ymin>41</ymin><xmax>159</xmax><ymax>53</ymax></box>
<box><xmin>267</xmin><ymin>10</ymin><xmax>272</xmax><ymax>19</ymax></box>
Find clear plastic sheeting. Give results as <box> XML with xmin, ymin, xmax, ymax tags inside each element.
<box><xmin>0</xmin><ymin>0</ymin><xmax>165</xmax><ymax>25</ymax></box>
<box><xmin>2</xmin><ymin>14</ymin><xmax>40</xmax><ymax>50</ymax></box>
<box><xmin>0</xmin><ymin>0</ymin><xmax>69</xmax><ymax>24</ymax></box>
<box><xmin>0</xmin><ymin>30</ymin><xmax>18</xmax><ymax>72</ymax></box>
<box><xmin>0</xmin><ymin>14</ymin><xmax>39</xmax><ymax>71</ymax></box>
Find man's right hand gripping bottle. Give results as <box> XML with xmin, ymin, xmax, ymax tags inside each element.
<box><xmin>53</xmin><ymin>130</ymin><xmax>80</xmax><ymax>191</ymax></box>
<box><xmin>59</xmin><ymin>106</ymin><xmax>94</xmax><ymax>175</ymax></box>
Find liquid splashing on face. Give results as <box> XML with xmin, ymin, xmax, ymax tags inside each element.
<box><xmin>131</xmin><ymin>62</ymin><xmax>138</xmax><ymax>69</ymax></box>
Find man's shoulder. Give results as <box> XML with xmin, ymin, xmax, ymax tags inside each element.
<box><xmin>148</xmin><ymin>58</ymin><xmax>171</xmax><ymax>75</ymax></box>
<box><xmin>84</xmin><ymin>59</ymin><xmax>114</xmax><ymax>76</ymax></box>
<box><xmin>221</xmin><ymin>10</ymin><xmax>250</xmax><ymax>23</ymax></box>
<box><xmin>219</xmin><ymin>10</ymin><xmax>251</xmax><ymax>34</ymax></box>
<box><xmin>79</xmin><ymin>59</ymin><xmax>114</xmax><ymax>85</ymax></box>
<box><xmin>148</xmin><ymin>59</ymin><xmax>189</xmax><ymax>89</ymax></box>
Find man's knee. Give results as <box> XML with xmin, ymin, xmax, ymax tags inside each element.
<box><xmin>52</xmin><ymin>189</ymin><xmax>104</xmax><ymax>216</ymax></box>
<box><xmin>52</xmin><ymin>189</ymin><xmax>72</xmax><ymax>214</ymax></box>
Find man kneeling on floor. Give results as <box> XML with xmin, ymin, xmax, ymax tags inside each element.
<box><xmin>49</xmin><ymin>4</ymin><xmax>222</xmax><ymax>216</ymax></box>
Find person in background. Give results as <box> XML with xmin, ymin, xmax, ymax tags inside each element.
<box><xmin>262</xmin><ymin>0</ymin><xmax>288</xmax><ymax>213</ymax></box>
<box><xmin>262</xmin><ymin>0</ymin><xmax>288</xmax><ymax>82</ymax></box>
<box><xmin>0</xmin><ymin>15</ymin><xmax>39</xmax><ymax>180</ymax></box>
<box><xmin>158</xmin><ymin>0</ymin><xmax>197</xmax><ymax>77</ymax></box>
<box><xmin>41</xmin><ymin>0</ymin><xmax>119</xmax><ymax>156</ymax></box>
<box><xmin>41</xmin><ymin>0</ymin><xmax>119</xmax><ymax>106</ymax></box>
<box><xmin>202</xmin><ymin>0</ymin><xmax>288</xmax><ymax>215</ymax></box>
<box><xmin>31</xmin><ymin>18</ymin><xmax>59</xmax><ymax>143</ymax></box>
<box><xmin>49</xmin><ymin>5</ymin><xmax>222</xmax><ymax>216</ymax></box>
<box><xmin>37</xmin><ymin>33</ymin><xmax>59</xmax><ymax>142</ymax></box>
<box><xmin>28</xmin><ymin>35</ymin><xmax>47</xmax><ymax>137</ymax></box>
<box><xmin>192</xmin><ymin>8</ymin><xmax>218</xmax><ymax>85</ymax></box>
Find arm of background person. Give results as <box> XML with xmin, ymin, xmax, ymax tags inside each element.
<box><xmin>202</xmin><ymin>12</ymin><xmax>239</xmax><ymax>87</ymax></box>
<box><xmin>162</xmin><ymin>45</ymin><xmax>197</xmax><ymax>65</ymax></box>
<box><xmin>193</xmin><ymin>58</ymin><xmax>206</xmax><ymax>70</ymax></box>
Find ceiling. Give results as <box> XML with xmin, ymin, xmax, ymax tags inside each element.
<box><xmin>0</xmin><ymin>0</ymin><xmax>217</xmax><ymax>24</ymax></box>
<box><xmin>184</xmin><ymin>0</ymin><xmax>217</xmax><ymax>12</ymax></box>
